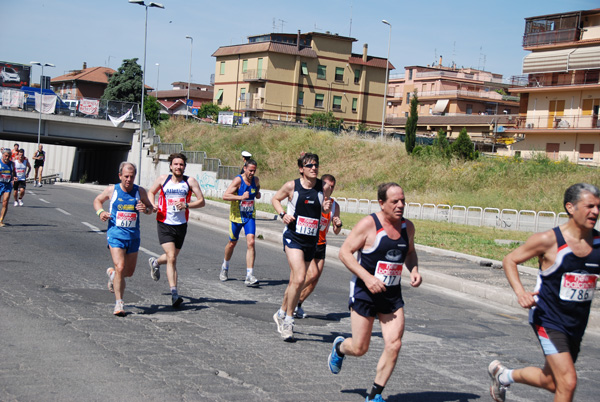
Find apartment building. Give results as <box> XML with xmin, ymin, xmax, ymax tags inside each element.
<box><xmin>211</xmin><ymin>31</ymin><xmax>392</xmax><ymax>129</ymax></box>
<box><xmin>504</xmin><ymin>8</ymin><xmax>600</xmax><ymax>165</ymax></box>
<box><xmin>51</xmin><ymin>63</ymin><xmax>115</xmax><ymax>100</ymax></box>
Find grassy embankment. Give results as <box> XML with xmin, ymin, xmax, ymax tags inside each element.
<box><xmin>157</xmin><ymin>119</ymin><xmax>599</xmax><ymax>266</ymax></box>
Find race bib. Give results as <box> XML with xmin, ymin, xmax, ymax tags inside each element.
<box><xmin>295</xmin><ymin>215</ymin><xmax>319</xmax><ymax>236</ymax></box>
<box><xmin>375</xmin><ymin>260</ymin><xmax>403</xmax><ymax>287</ymax></box>
<box><xmin>240</xmin><ymin>200</ymin><xmax>254</xmax><ymax>214</ymax></box>
<box><xmin>559</xmin><ymin>272</ymin><xmax>598</xmax><ymax>302</ymax></box>
<box><xmin>0</xmin><ymin>173</ymin><xmax>10</xmax><ymax>183</ymax></box>
<box><xmin>116</xmin><ymin>211</ymin><xmax>137</xmax><ymax>227</ymax></box>
<box><xmin>319</xmin><ymin>215</ymin><xmax>329</xmax><ymax>232</ymax></box>
<box><xmin>166</xmin><ymin>195</ymin><xmax>185</xmax><ymax>212</ymax></box>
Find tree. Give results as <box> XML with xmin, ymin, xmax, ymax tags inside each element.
<box><xmin>198</xmin><ymin>102</ymin><xmax>223</xmax><ymax>121</ymax></box>
<box><xmin>432</xmin><ymin>128</ymin><xmax>451</xmax><ymax>158</ymax></box>
<box><xmin>144</xmin><ymin>96</ymin><xmax>165</xmax><ymax>127</ymax></box>
<box><xmin>306</xmin><ymin>111</ymin><xmax>343</xmax><ymax>130</ymax></box>
<box><xmin>405</xmin><ymin>90</ymin><xmax>418</xmax><ymax>154</ymax></box>
<box><xmin>452</xmin><ymin>127</ymin><xmax>477</xmax><ymax>160</ymax></box>
<box><xmin>101</xmin><ymin>58</ymin><xmax>143</xmax><ymax>102</ymax></box>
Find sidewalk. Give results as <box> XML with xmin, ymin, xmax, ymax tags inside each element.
<box><xmin>190</xmin><ymin>200</ymin><xmax>600</xmax><ymax>334</ymax></box>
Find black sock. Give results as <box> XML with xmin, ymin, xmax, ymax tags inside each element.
<box><xmin>368</xmin><ymin>383</ymin><xmax>384</xmax><ymax>400</ymax></box>
<box><xmin>335</xmin><ymin>342</ymin><xmax>345</xmax><ymax>357</ymax></box>
<box><xmin>297</xmin><ymin>301</ymin><xmax>303</xmax><ymax>308</ymax></box>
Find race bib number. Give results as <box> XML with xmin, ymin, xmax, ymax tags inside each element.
<box><xmin>0</xmin><ymin>173</ymin><xmax>10</xmax><ymax>183</ymax></box>
<box><xmin>559</xmin><ymin>272</ymin><xmax>598</xmax><ymax>302</ymax></box>
<box><xmin>166</xmin><ymin>195</ymin><xmax>185</xmax><ymax>212</ymax></box>
<box><xmin>319</xmin><ymin>215</ymin><xmax>329</xmax><ymax>232</ymax></box>
<box><xmin>375</xmin><ymin>260</ymin><xmax>403</xmax><ymax>287</ymax></box>
<box><xmin>116</xmin><ymin>211</ymin><xmax>137</xmax><ymax>227</ymax></box>
<box><xmin>240</xmin><ymin>200</ymin><xmax>254</xmax><ymax>214</ymax></box>
<box><xmin>295</xmin><ymin>215</ymin><xmax>319</xmax><ymax>236</ymax></box>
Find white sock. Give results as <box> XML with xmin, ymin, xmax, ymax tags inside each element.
<box><xmin>284</xmin><ymin>315</ymin><xmax>294</xmax><ymax>323</ymax></box>
<box><xmin>222</xmin><ymin>260</ymin><xmax>229</xmax><ymax>270</ymax></box>
<box><xmin>246</xmin><ymin>268</ymin><xmax>253</xmax><ymax>277</ymax></box>
<box><xmin>500</xmin><ymin>369</ymin><xmax>514</xmax><ymax>385</ymax></box>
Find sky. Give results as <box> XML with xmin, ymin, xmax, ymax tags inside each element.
<box><xmin>1</xmin><ymin>0</ymin><xmax>597</xmax><ymax>91</ymax></box>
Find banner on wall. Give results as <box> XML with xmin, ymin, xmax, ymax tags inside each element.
<box><xmin>79</xmin><ymin>98</ymin><xmax>99</xmax><ymax>115</ymax></box>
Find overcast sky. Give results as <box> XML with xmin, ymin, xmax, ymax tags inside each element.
<box><xmin>1</xmin><ymin>0</ymin><xmax>596</xmax><ymax>91</ymax></box>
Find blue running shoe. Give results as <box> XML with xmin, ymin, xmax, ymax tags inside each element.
<box><xmin>366</xmin><ymin>395</ymin><xmax>385</xmax><ymax>402</ymax></box>
<box><xmin>328</xmin><ymin>336</ymin><xmax>345</xmax><ymax>374</ymax></box>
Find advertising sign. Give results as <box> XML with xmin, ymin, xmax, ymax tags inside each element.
<box><xmin>0</xmin><ymin>61</ymin><xmax>31</xmax><ymax>88</ymax></box>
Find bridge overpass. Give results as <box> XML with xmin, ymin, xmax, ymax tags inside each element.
<box><xmin>0</xmin><ymin>108</ymin><xmax>139</xmax><ymax>183</ymax></box>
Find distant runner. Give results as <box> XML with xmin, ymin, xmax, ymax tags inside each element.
<box><xmin>0</xmin><ymin>149</ymin><xmax>15</xmax><ymax>227</ymax></box>
<box><xmin>13</xmin><ymin>149</ymin><xmax>31</xmax><ymax>207</ymax></box>
<box><xmin>32</xmin><ymin>144</ymin><xmax>46</xmax><ymax>187</ymax></box>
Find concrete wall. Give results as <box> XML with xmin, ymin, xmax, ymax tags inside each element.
<box><xmin>0</xmin><ymin>139</ymin><xmax>76</xmax><ymax>180</ymax></box>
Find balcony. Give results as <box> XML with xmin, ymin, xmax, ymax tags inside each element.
<box><xmin>513</xmin><ymin>114</ymin><xmax>600</xmax><ymax>130</ymax></box>
<box><xmin>415</xmin><ymin>70</ymin><xmax>505</xmax><ymax>84</ymax></box>
<box><xmin>418</xmin><ymin>89</ymin><xmax>519</xmax><ymax>102</ymax></box>
<box><xmin>523</xmin><ymin>27</ymin><xmax>579</xmax><ymax>47</ymax></box>
<box><xmin>239</xmin><ymin>94</ymin><xmax>264</xmax><ymax>110</ymax></box>
<box><xmin>243</xmin><ymin>69</ymin><xmax>268</xmax><ymax>82</ymax></box>
<box><xmin>511</xmin><ymin>73</ymin><xmax>600</xmax><ymax>89</ymax></box>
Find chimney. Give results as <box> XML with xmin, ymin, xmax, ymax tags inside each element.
<box><xmin>83</xmin><ymin>62</ymin><xmax>87</xmax><ymax>70</ymax></box>
<box><xmin>362</xmin><ymin>44</ymin><xmax>368</xmax><ymax>62</ymax></box>
<box><xmin>297</xmin><ymin>30</ymin><xmax>301</xmax><ymax>51</ymax></box>
<box><xmin>438</xmin><ymin>55</ymin><xmax>442</xmax><ymax>68</ymax></box>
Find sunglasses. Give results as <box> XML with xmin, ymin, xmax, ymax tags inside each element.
<box><xmin>304</xmin><ymin>163</ymin><xmax>319</xmax><ymax>169</ymax></box>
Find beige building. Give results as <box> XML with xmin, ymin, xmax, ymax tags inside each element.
<box><xmin>211</xmin><ymin>31</ymin><xmax>392</xmax><ymax>129</ymax></box>
<box><xmin>503</xmin><ymin>8</ymin><xmax>600</xmax><ymax>165</ymax></box>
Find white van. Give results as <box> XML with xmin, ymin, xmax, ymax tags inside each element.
<box><xmin>63</xmin><ymin>100</ymin><xmax>79</xmax><ymax>116</ymax></box>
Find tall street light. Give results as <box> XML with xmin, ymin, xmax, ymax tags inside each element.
<box><xmin>186</xmin><ymin>35</ymin><xmax>193</xmax><ymax>120</ymax></box>
<box><xmin>129</xmin><ymin>0</ymin><xmax>164</xmax><ymax>185</ymax></box>
<box><xmin>380</xmin><ymin>19</ymin><xmax>391</xmax><ymax>139</ymax></box>
<box><xmin>30</xmin><ymin>61</ymin><xmax>55</xmax><ymax>147</ymax></box>
<box><xmin>155</xmin><ymin>63</ymin><xmax>160</xmax><ymax>96</ymax></box>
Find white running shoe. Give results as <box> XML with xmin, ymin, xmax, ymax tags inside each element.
<box><xmin>18</xmin><ymin>200</ymin><xmax>23</xmax><ymax>206</ymax></box>
<box><xmin>244</xmin><ymin>275</ymin><xmax>259</xmax><ymax>287</ymax></box>
<box><xmin>106</xmin><ymin>267</ymin><xmax>115</xmax><ymax>293</ymax></box>
<box><xmin>14</xmin><ymin>201</ymin><xmax>18</xmax><ymax>207</ymax></box>
<box><xmin>488</xmin><ymin>360</ymin><xmax>509</xmax><ymax>402</ymax></box>
<box><xmin>273</xmin><ymin>311</ymin><xmax>284</xmax><ymax>334</ymax></box>
<box><xmin>281</xmin><ymin>320</ymin><xmax>294</xmax><ymax>342</ymax></box>
<box><xmin>113</xmin><ymin>300</ymin><xmax>125</xmax><ymax>317</ymax></box>
<box><xmin>219</xmin><ymin>267</ymin><xmax>229</xmax><ymax>282</ymax></box>
<box><xmin>148</xmin><ymin>257</ymin><xmax>160</xmax><ymax>281</ymax></box>
<box><xmin>38</xmin><ymin>182</ymin><xmax>42</xmax><ymax>187</ymax></box>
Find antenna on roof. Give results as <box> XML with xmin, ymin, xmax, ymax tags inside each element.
<box><xmin>349</xmin><ymin>0</ymin><xmax>353</xmax><ymax>37</ymax></box>
<box><xmin>272</xmin><ymin>18</ymin><xmax>276</xmax><ymax>32</ymax></box>
<box><xmin>279</xmin><ymin>19</ymin><xmax>286</xmax><ymax>32</ymax></box>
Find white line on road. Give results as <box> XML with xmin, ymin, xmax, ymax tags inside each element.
<box><xmin>82</xmin><ymin>221</ymin><xmax>103</xmax><ymax>234</ymax></box>
<box><xmin>139</xmin><ymin>246</ymin><xmax>160</xmax><ymax>258</ymax></box>
<box><xmin>56</xmin><ymin>208</ymin><xmax>71</xmax><ymax>215</ymax></box>
<box><xmin>39</xmin><ymin>198</ymin><xmax>50</xmax><ymax>204</ymax></box>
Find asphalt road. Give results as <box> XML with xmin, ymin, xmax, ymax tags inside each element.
<box><xmin>1</xmin><ymin>184</ymin><xmax>599</xmax><ymax>401</ymax></box>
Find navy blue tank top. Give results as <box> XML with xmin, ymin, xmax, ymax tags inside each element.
<box><xmin>284</xmin><ymin>178</ymin><xmax>324</xmax><ymax>247</ymax></box>
<box><xmin>530</xmin><ymin>227</ymin><xmax>600</xmax><ymax>339</ymax></box>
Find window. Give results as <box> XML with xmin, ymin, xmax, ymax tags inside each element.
<box><xmin>257</xmin><ymin>58</ymin><xmax>263</xmax><ymax>79</ymax></box>
<box><xmin>406</xmin><ymin>92</ymin><xmax>411</xmax><ymax>103</ymax></box>
<box><xmin>352</xmin><ymin>98</ymin><xmax>358</xmax><ymax>112</ymax></box>
<box><xmin>408</xmin><ymin>69</ymin><xmax>413</xmax><ymax>80</ymax></box>
<box><xmin>333</xmin><ymin>95</ymin><xmax>342</xmax><ymax>110</ymax></box>
<box><xmin>315</xmin><ymin>93</ymin><xmax>324</xmax><ymax>108</ymax></box>
<box><xmin>354</xmin><ymin>69</ymin><xmax>360</xmax><ymax>84</ymax></box>
<box><xmin>240</xmin><ymin>88</ymin><xmax>246</xmax><ymax>101</ymax></box>
<box><xmin>220</xmin><ymin>62</ymin><xmax>225</xmax><ymax>75</ymax></box>
<box><xmin>301</xmin><ymin>62</ymin><xmax>308</xmax><ymax>76</ymax></box>
<box><xmin>335</xmin><ymin>67</ymin><xmax>344</xmax><ymax>82</ymax></box>
<box><xmin>466</xmin><ymin>104</ymin><xmax>473</xmax><ymax>115</ymax></box>
<box><xmin>579</xmin><ymin>144</ymin><xmax>594</xmax><ymax>161</ymax></box>
<box><xmin>298</xmin><ymin>91</ymin><xmax>304</xmax><ymax>106</ymax></box>
<box><xmin>242</xmin><ymin>59</ymin><xmax>248</xmax><ymax>73</ymax></box>
<box><xmin>216</xmin><ymin>89</ymin><xmax>224</xmax><ymax>105</ymax></box>
<box><xmin>317</xmin><ymin>65</ymin><xmax>326</xmax><ymax>80</ymax></box>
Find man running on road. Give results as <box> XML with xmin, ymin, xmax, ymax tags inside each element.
<box><xmin>328</xmin><ymin>182</ymin><xmax>421</xmax><ymax>402</ymax></box>
<box><xmin>93</xmin><ymin>162</ymin><xmax>154</xmax><ymax>316</ymax></box>
<box><xmin>272</xmin><ymin>152</ymin><xmax>332</xmax><ymax>342</ymax></box>
<box><xmin>147</xmin><ymin>153</ymin><xmax>205</xmax><ymax>307</ymax></box>
<box><xmin>294</xmin><ymin>173</ymin><xmax>342</xmax><ymax>318</ymax></box>
<box><xmin>220</xmin><ymin>158</ymin><xmax>261</xmax><ymax>286</ymax></box>
<box><xmin>0</xmin><ymin>149</ymin><xmax>15</xmax><ymax>227</ymax></box>
<box><xmin>13</xmin><ymin>149</ymin><xmax>31</xmax><ymax>207</ymax></box>
<box><xmin>32</xmin><ymin>144</ymin><xmax>46</xmax><ymax>187</ymax></box>
<box><xmin>488</xmin><ymin>182</ymin><xmax>600</xmax><ymax>402</ymax></box>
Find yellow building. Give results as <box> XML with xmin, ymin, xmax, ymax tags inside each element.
<box><xmin>504</xmin><ymin>8</ymin><xmax>600</xmax><ymax>165</ymax></box>
<box><xmin>211</xmin><ymin>31</ymin><xmax>392</xmax><ymax>129</ymax></box>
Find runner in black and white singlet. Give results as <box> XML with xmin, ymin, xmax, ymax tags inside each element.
<box><xmin>271</xmin><ymin>152</ymin><xmax>332</xmax><ymax>342</ymax></box>
<box><xmin>147</xmin><ymin>153</ymin><xmax>205</xmax><ymax>308</ymax></box>
<box><xmin>93</xmin><ymin>162</ymin><xmax>154</xmax><ymax>316</ymax></box>
<box><xmin>488</xmin><ymin>183</ymin><xmax>600</xmax><ymax>402</ymax></box>
<box><xmin>12</xmin><ymin>149</ymin><xmax>31</xmax><ymax>207</ymax></box>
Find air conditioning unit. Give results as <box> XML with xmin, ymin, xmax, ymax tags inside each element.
<box><xmin>257</xmin><ymin>88</ymin><xmax>265</xmax><ymax>99</ymax></box>
<box><xmin>526</xmin><ymin>123</ymin><xmax>534</xmax><ymax>129</ymax></box>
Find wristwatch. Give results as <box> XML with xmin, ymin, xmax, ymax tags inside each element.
<box><xmin>279</xmin><ymin>212</ymin><xmax>285</xmax><ymax>219</ymax></box>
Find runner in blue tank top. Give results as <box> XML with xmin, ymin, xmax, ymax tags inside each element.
<box><xmin>0</xmin><ymin>149</ymin><xmax>15</xmax><ymax>227</ymax></box>
<box><xmin>488</xmin><ymin>183</ymin><xmax>600</xmax><ymax>402</ymax></box>
<box><xmin>271</xmin><ymin>152</ymin><xmax>332</xmax><ymax>342</ymax></box>
<box><xmin>93</xmin><ymin>162</ymin><xmax>155</xmax><ymax>317</ymax></box>
<box><xmin>329</xmin><ymin>182</ymin><xmax>421</xmax><ymax>402</ymax></box>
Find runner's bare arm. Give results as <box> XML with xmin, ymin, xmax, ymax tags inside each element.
<box><xmin>222</xmin><ymin>176</ymin><xmax>244</xmax><ymax>201</ymax></box>
<box><xmin>136</xmin><ymin>187</ymin><xmax>155</xmax><ymax>214</ymax></box>
<box><xmin>272</xmin><ymin>180</ymin><xmax>295</xmax><ymax>224</ymax></box>
<box><xmin>147</xmin><ymin>174</ymin><xmax>167</xmax><ymax>210</ymax></box>
<box><xmin>404</xmin><ymin>219</ymin><xmax>421</xmax><ymax>287</ymax></box>
<box><xmin>93</xmin><ymin>185</ymin><xmax>114</xmax><ymax>222</ymax></box>
<box><xmin>187</xmin><ymin>177</ymin><xmax>205</xmax><ymax>209</ymax></box>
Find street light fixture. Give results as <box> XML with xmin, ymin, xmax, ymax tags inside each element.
<box><xmin>30</xmin><ymin>61</ymin><xmax>55</xmax><ymax>148</ymax></box>
<box><xmin>155</xmin><ymin>63</ymin><xmax>160</xmax><ymax>96</ymax></box>
<box><xmin>129</xmin><ymin>0</ymin><xmax>164</xmax><ymax>185</ymax></box>
<box><xmin>380</xmin><ymin>19</ymin><xmax>391</xmax><ymax>139</ymax></box>
<box><xmin>186</xmin><ymin>35</ymin><xmax>193</xmax><ymax>120</ymax></box>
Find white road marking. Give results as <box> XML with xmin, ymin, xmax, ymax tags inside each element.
<box><xmin>82</xmin><ymin>221</ymin><xmax>103</xmax><ymax>234</ymax></box>
<box><xmin>39</xmin><ymin>198</ymin><xmax>50</xmax><ymax>204</ymax></box>
<box><xmin>139</xmin><ymin>246</ymin><xmax>159</xmax><ymax>258</ymax></box>
<box><xmin>56</xmin><ymin>208</ymin><xmax>71</xmax><ymax>216</ymax></box>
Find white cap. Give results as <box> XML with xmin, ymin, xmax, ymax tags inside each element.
<box><xmin>241</xmin><ymin>151</ymin><xmax>252</xmax><ymax>158</ymax></box>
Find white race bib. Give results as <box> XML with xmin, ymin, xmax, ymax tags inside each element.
<box><xmin>375</xmin><ymin>260</ymin><xmax>403</xmax><ymax>287</ymax></box>
<box><xmin>559</xmin><ymin>272</ymin><xmax>598</xmax><ymax>302</ymax></box>
<box><xmin>166</xmin><ymin>195</ymin><xmax>185</xmax><ymax>212</ymax></box>
<box><xmin>240</xmin><ymin>200</ymin><xmax>254</xmax><ymax>214</ymax></box>
<box><xmin>295</xmin><ymin>215</ymin><xmax>319</xmax><ymax>236</ymax></box>
<box><xmin>116</xmin><ymin>211</ymin><xmax>137</xmax><ymax>227</ymax></box>
<box><xmin>0</xmin><ymin>173</ymin><xmax>10</xmax><ymax>183</ymax></box>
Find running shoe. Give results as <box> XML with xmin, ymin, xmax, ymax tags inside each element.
<box><xmin>273</xmin><ymin>311</ymin><xmax>283</xmax><ymax>334</ymax></box>
<box><xmin>244</xmin><ymin>275</ymin><xmax>259</xmax><ymax>287</ymax></box>
<box><xmin>38</xmin><ymin>182</ymin><xmax>42</xmax><ymax>187</ymax></box>
<box><xmin>148</xmin><ymin>257</ymin><xmax>160</xmax><ymax>281</ymax></box>
<box><xmin>106</xmin><ymin>267</ymin><xmax>115</xmax><ymax>293</ymax></box>
<box><xmin>172</xmin><ymin>295</ymin><xmax>184</xmax><ymax>308</ymax></box>
<box><xmin>113</xmin><ymin>300</ymin><xmax>125</xmax><ymax>317</ymax></box>
<box><xmin>328</xmin><ymin>336</ymin><xmax>346</xmax><ymax>374</ymax></box>
<box><xmin>488</xmin><ymin>360</ymin><xmax>509</xmax><ymax>402</ymax></box>
<box><xmin>366</xmin><ymin>395</ymin><xmax>385</xmax><ymax>402</ymax></box>
<box><xmin>293</xmin><ymin>305</ymin><xmax>306</xmax><ymax>319</ymax></box>
<box><xmin>18</xmin><ymin>200</ymin><xmax>23</xmax><ymax>206</ymax></box>
<box><xmin>33</xmin><ymin>182</ymin><xmax>38</xmax><ymax>187</ymax></box>
<box><xmin>219</xmin><ymin>267</ymin><xmax>229</xmax><ymax>282</ymax></box>
<box><xmin>14</xmin><ymin>201</ymin><xmax>18</xmax><ymax>207</ymax></box>
<box><xmin>281</xmin><ymin>320</ymin><xmax>294</xmax><ymax>342</ymax></box>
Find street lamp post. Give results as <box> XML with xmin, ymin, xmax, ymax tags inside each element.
<box><xmin>129</xmin><ymin>0</ymin><xmax>164</xmax><ymax>185</ymax></box>
<box><xmin>380</xmin><ymin>19</ymin><xmax>392</xmax><ymax>139</ymax></box>
<box><xmin>30</xmin><ymin>61</ymin><xmax>55</xmax><ymax>147</ymax></box>
<box><xmin>155</xmin><ymin>63</ymin><xmax>160</xmax><ymax>96</ymax></box>
<box><xmin>186</xmin><ymin>35</ymin><xmax>193</xmax><ymax>120</ymax></box>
